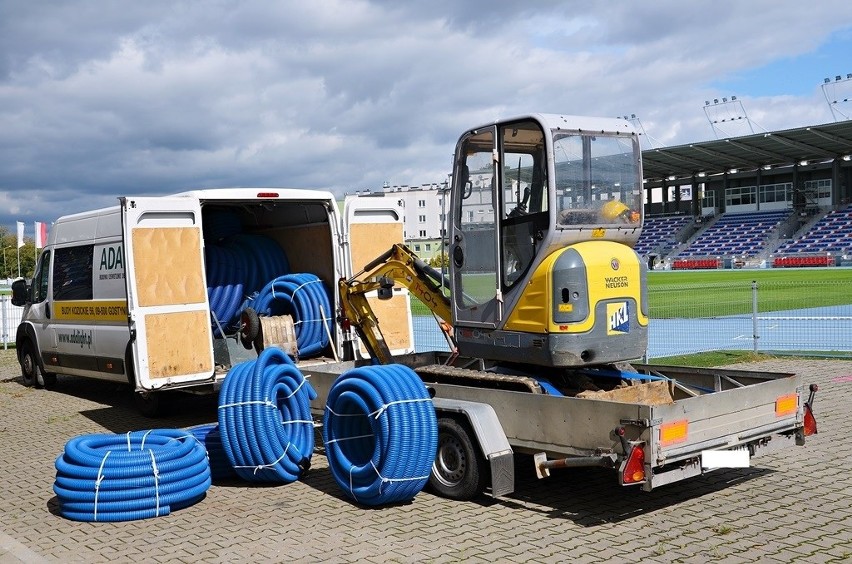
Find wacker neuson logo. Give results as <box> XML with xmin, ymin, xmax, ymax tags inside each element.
<box><xmin>607</xmin><ymin>302</ymin><xmax>629</xmax><ymax>335</ymax></box>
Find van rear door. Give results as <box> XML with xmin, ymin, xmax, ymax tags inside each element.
<box><xmin>342</xmin><ymin>195</ymin><xmax>415</xmax><ymax>358</ymax></box>
<box><xmin>121</xmin><ymin>196</ymin><xmax>215</xmax><ymax>390</ymax></box>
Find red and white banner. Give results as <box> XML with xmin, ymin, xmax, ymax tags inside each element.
<box><xmin>34</xmin><ymin>221</ymin><xmax>48</xmax><ymax>249</ymax></box>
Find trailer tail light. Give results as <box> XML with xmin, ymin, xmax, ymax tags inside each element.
<box><xmin>621</xmin><ymin>444</ymin><xmax>646</xmax><ymax>484</ymax></box>
<box><xmin>775</xmin><ymin>393</ymin><xmax>798</xmax><ymax>417</ymax></box>
<box><xmin>256</xmin><ymin>192</ymin><xmax>279</xmax><ymax>198</ymax></box>
<box><xmin>659</xmin><ymin>420</ymin><xmax>688</xmax><ymax>446</ymax></box>
<box><xmin>803</xmin><ymin>403</ymin><xmax>817</xmax><ymax>436</ymax></box>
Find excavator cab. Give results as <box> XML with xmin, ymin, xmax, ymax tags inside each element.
<box><xmin>448</xmin><ymin>114</ymin><xmax>648</xmax><ymax>367</ymax></box>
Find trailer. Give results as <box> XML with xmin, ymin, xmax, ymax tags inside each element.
<box><xmin>299</xmin><ymin>352</ymin><xmax>816</xmax><ymax>499</ymax></box>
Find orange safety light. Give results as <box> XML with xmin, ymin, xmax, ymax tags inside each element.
<box><xmin>775</xmin><ymin>393</ymin><xmax>798</xmax><ymax>417</ymax></box>
<box><xmin>621</xmin><ymin>444</ymin><xmax>646</xmax><ymax>484</ymax></box>
<box><xmin>659</xmin><ymin>420</ymin><xmax>688</xmax><ymax>446</ymax></box>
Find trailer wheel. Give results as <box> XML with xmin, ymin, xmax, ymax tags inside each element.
<box><xmin>19</xmin><ymin>341</ymin><xmax>37</xmax><ymax>387</ymax></box>
<box><xmin>428</xmin><ymin>417</ymin><xmax>487</xmax><ymax>501</ymax></box>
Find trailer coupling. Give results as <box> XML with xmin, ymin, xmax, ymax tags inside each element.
<box><xmin>533</xmin><ymin>425</ymin><xmax>648</xmax><ymax>486</ymax></box>
<box><xmin>533</xmin><ymin>452</ymin><xmax>617</xmax><ymax>479</ymax></box>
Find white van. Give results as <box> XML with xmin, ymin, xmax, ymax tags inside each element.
<box><xmin>12</xmin><ymin>189</ymin><xmax>413</xmax><ymax>415</ymax></box>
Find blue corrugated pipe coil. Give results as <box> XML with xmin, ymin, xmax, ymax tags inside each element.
<box><xmin>187</xmin><ymin>423</ymin><xmax>238</xmax><ymax>481</ymax></box>
<box><xmin>218</xmin><ymin>347</ymin><xmax>317</xmax><ymax>483</ymax></box>
<box><xmin>247</xmin><ymin>273</ymin><xmax>332</xmax><ymax>357</ymax></box>
<box><xmin>53</xmin><ymin>429</ymin><xmax>211</xmax><ymax>522</ymax></box>
<box><xmin>323</xmin><ymin>364</ymin><xmax>437</xmax><ymax>506</ymax></box>
<box><xmin>206</xmin><ymin>233</ymin><xmax>290</xmax><ymax>336</ymax></box>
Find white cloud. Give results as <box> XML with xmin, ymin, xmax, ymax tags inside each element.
<box><xmin>1</xmin><ymin>0</ymin><xmax>852</xmax><ymax>229</ymax></box>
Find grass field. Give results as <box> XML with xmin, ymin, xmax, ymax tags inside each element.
<box><xmin>648</xmin><ymin>267</ymin><xmax>852</xmax><ymax>318</ymax></box>
<box><xmin>411</xmin><ymin>267</ymin><xmax>852</xmax><ymax>318</ymax></box>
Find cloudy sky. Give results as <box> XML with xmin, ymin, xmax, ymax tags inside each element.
<box><xmin>2</xmin><ymin>1</ymin><xmax>852</xmax><ymax>236</ymax></box>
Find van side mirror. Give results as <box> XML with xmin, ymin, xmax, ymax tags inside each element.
<box><xmin>10</xmin><ymin>278</ymin><xmax>29</xmax><ymax>307</ymax></box>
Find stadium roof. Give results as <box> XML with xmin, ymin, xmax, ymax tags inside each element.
<box><xmin>642</xmin><ymin>120</ymin><xmax>852</xmax><ymax>184</ymax></box>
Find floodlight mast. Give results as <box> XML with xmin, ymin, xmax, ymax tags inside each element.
<box><xmin>620</xmin><ymin>114</ymin><xmax>662</xmax><ymax>150</ymax></box>
<box><xmin>702</xmin><ymin>96</ymin><xmax>765</xmax><ymax>139</ymax></box>
<box><xmin>821</xmin><ymin>74</ymin><xmax>852</xmax><ymax>122</ymax></box>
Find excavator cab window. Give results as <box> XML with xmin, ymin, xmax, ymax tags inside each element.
<box><xmin>499</xmin><ymin>120</ymin><xmax>548</xmax><ymax>289</ymax></box>
<box><xmin>554</xmin><ymin>132</ymin><xmax>642</xmax><ymax>227</ymax></box>
<box><xmin>454</xmin><ymin>128</ymin><xmax>498</xmax><ymax>309</ymax></box>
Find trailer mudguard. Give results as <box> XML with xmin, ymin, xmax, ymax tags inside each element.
<box><xmin>431</xmin><ymin>397</ymin><xmax>515</xmax><ymax>497</ymax></box>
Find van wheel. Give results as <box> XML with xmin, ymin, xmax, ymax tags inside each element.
<box><xmin>19</xmin><ymin>342</ymin><xmax>37</xmax><ymax>387</ymax></box>
<box><xmin>36</xmin><ymin>371</ymin><xmax>58</xmax><ymax>391</ymax></box>
<box><xmin>428</xmin><ymin>417</ymin><xmax>487</xmax><ymax>501</ymax></box>
<box><xmin>134</xmin><ymin>391</ymin><xmax>162</xmax><ymax>418</ymax></box>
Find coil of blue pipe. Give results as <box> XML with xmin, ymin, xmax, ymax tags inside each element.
<box><xmin>248</xmin><ymin>273</ymin><xmax>332</xmax><ymax>357</ymax></box>
<box><xmin>323</xmin><ymin>364</ymin><xmax>437</xmax><ymax>506</ymax></box>
<box><xmin>53</xmin><ymin>429</ymin><xmax>211</xmax><ymax>522</ymax></box>
<box><xmin>218</xmin><ymin>347</ymin><xmax>317</xmax><ymax>483</ymax></box>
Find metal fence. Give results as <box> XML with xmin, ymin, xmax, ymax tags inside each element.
<box><xmin>412</xmin><ymin>279</ymin><xmax>852</xmax><ymax>359</ymax></box>
<box><xmin>0</xmin><ymin>296</ymin><xmax>23</xmax><ymax>350</ymax></box>
<box><xmin>646</xmin><ymin>279</ymin><xmax>852</xmax><ymax>359</ymax></box>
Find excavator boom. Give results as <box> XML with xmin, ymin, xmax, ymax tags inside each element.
<box><xmin>339</xmin><ymin>243</ymin><xmax>453</xmax><ymax>364</ymax></box>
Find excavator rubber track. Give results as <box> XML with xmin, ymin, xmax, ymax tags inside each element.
<box><xmin>415</xmin><ymin>363</ymin><xmax>545</xmax><ymax>394</ymax></box>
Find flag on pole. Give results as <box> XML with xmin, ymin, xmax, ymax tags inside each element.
<box><xmin>16</xmin><ymin>221</ymin><xmax>25</xmax><ymax>248</ymax></box>
<box><xmin>34</xmin><ymin>221</ymin><xmax>48</xmax><ymax>249</ymax></box>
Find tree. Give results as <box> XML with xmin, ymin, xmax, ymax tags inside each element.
<box><xmin>428</xmin><ymin>252</ymin><xmax>449</xmax><ymax>269</ymax></box>
<box><xmin>0</xmin><ymin>227</ymin><xmax>38</xmax><ymax>280</ymax></box>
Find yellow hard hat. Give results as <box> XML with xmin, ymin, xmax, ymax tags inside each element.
<box><xmin>600</xmin><ymin>200</ymin><xmax>630</xmax><ymax>221</ymax></box>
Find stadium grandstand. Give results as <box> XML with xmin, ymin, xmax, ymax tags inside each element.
<box><xmin>639</xmin><ymin>119</ymin><xmax>852</xmax><ymax>269</ymax></box>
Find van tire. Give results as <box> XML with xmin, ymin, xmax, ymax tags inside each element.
<box><xmin>36</xmin><ymin>371</ymin><xmax>58</xmax><ymax>391</ymax></box>
<box><xmin>134</xmin><ymin>391</ymin><xmax>162</xmax><ymax>418</ymax></box>
<box><xmin>19</xmin><ymin>341</ymin><xmax>37</xmax><ymax>387</ymax></box>
<box><xmin>19</xmin><ymin>341</ymin><xmax>57</xmax><ymax>390</ymax></box>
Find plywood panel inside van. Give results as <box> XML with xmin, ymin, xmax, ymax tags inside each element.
<box><xmin>263</xmin><ymin>223</ymin><xmax>334</xmax><ymax>285</ymax></box>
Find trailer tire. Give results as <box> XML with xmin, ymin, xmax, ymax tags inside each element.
<box><xmin>428</xmin><ymin>417</ymin><xmax>487</xmax><ymax>501</ymax></box>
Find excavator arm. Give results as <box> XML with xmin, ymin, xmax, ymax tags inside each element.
<box><xmin>339</xmin><ymin>243</ymin><xmax>454</xmax><ymax>364</ymax></box>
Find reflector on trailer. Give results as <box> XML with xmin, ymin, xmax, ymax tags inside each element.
<box><xmin>659</xmin><ymin>420</ymin><xmax>688</xmax><ymax>446</ymax></box>
<box><xmin>775</xmin><ymin>393</ymin><xmax>798</xmax><ymax>417</ymax></box>
<box><xmin>621</xmin><ymin>444</ymin><xmax>646</xmax><ymax>484</ymax></box>
<box><xmin>803</xmin><ymin>403</ymin><xmax>818</xmax><ymax>436</ymax></box>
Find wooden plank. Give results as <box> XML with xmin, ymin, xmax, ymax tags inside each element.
<box><xmin>144</xmin><ymin>311</ymin><xmax>213</xmax><ymax>378</ymax></box>
<box><xmin>349</xmin><ymin>222</ymin><xmax>411</xmax><ymax>352</ymax></box>
<box><xmin>132</xmin><ymin>227</ymin><xmax>206</xmax><ymax>307</ymax></box>
<box><xmin>360</xmin><ymin>291</ymin><xmax>413</xmax><ymax>354</ymax></box>
<box><xmin>350</xmin><ymin>223</ymin><xmax>403</xmax><ymax>273</ymax></box>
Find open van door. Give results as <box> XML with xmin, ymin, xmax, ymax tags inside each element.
<box><xmin>342</xmin><ymin>195</ymin><xmax>415</xmax><ymax>358</ymax></box>
<box><xmin>121</xmin><ymin>196</ymin><xmax>215</xmax><ymax>390</ymax></box>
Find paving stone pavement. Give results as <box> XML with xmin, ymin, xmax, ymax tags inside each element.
<box><xmin>1</xmin><ymin>348</ymin><xmax>851</xmax><ymax>563</ymax></box>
